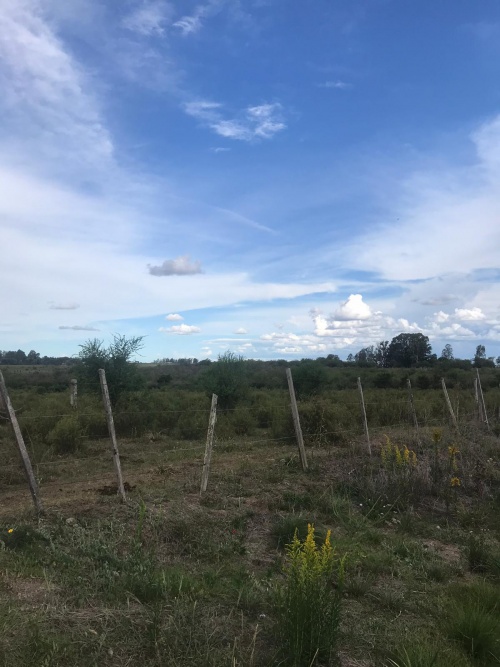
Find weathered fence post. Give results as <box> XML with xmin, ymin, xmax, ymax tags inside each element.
<box><xmin>406</xmin><ymin>378</ymin><xmax>419</xmax><ymax>437</ymax></box>
<box><xmin>476</xmin><ymin>369</ymin><xmax>490</xmax><ymax>431</ymax></box>
<box><xmin>441</xmin><ymin>378</ymin><xmax>460</xmax><ymax>434</ymax></box>
<box><xmin>0</xmin><ymin>371</ymin><xmax>44</xmax><ymax>515</ymax></box>
<box><xmin>200</xmin><ymin>393</ymin><xmax>218</xmax><ymax>494</ymax></box>
<box><xmin>286</xmin><ymin>368</ymin><xmax>308</xmax><ymax>471</ymax></box>
<box><xmin>474</xmin><ymin>378</ymin><xmax>483</xmax><ymax>422</ymax></box>
<box><xmin>98</xmin><ymin>369</ymin><xmax>127</xmax><ymax>502</ymax></box>
<box><xmin>70</xmin><ymin>379</ymin><xmax>78</xmax><ymax>409</ymax></box>
<box><xmin>357</xmin><ymin>377</ymin><xmax>371</xmax><ymax>456</ymax></box>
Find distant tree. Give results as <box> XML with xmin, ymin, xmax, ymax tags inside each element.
<box><xmin>346</xmin><ymin>353</ymin><xmax>355</xmax><ymax>363</ymax></box>
<box><xmin>354</xmin><ymin>346</ymin><xmax>376</xmax><ymax>366</ymax></box>
<box><xmin>76</xmin><ymin>334</ymin><xmax>144</xmax><ymax>403</ymax></box>
<box><xmin>200</xmin><ymin>351</ymin><xmax>248</xmax><ymax>408</ymax></box>
<box><xmin>440</xmin><ymin>344</ymin><xmax>454</xmax><ymax>360</ymax></box>
<box><xmin>474</xmin><ymin>345</ymin><xmax>486</xmax><ymax>360</ymax></box>
<box><xmin>27</xmin><ymin>350</ymin><xmax>41</xmax><ymax>365</ymax></box>
<box><xmin>473</xmin><ymin>344</ymin><xmax>494</xmax><ymax>368</ymax></box>
<box><xmin>386</xmin><ymin>333</ymin><xmax>432</xmax><ymax>368</ymax></box>
<box><xmin>374</xmin><ymin>341</ymin><xmax>390</xmax><ymax>368</ymax></box>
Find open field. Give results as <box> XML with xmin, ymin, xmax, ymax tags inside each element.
<box><xmin>1</xmin><ymin>371</ymin><xmax>500</xmax><ymax>666</ymax></box>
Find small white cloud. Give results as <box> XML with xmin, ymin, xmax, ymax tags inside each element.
<box><xmin>148</xmin><ymin>255</ymin><xmax>203</xmax><ymax>276</ymax></box>
<box><xmin>122</xmin><ymin>0</ymin><xmax>172</xmax><ymax>36</ymax></box>
<box><xmin>173</xmin><ymin>15</ymin><xmax>202</xmax><ymax>35</ymax></box>
<box><xmin>454</xmin><ymin>307</ymin><xmax>485</xmax><ymax>321</ymax></box>
<box><xmin>333</xmin><ymin>294</ymin><xmax>372</xmax><ymax>321</ymax></box>
<box><xmin>59</xmin><ymin>325</ymin><xmax>99</xmax><ymax>331</ymax></box>
<box><xmin>165</xmin><ymin>313</ymin><xmax>183</xmax><ymax>321</ymax></box>
<box><xmin>210</xmin><ymin>147</ymin><xmax>231</xmax><ymax>153</ymax></box>
<box><xmin>319</xmin><ymin>80</ymin><xmax>352</xmax><ymax>90</ymax></box>
<box><xmin>49</xmin><ymin>302</ymin><xmax>80</xmax><ymax>310</ymax></box>
<box><xmin>434</xmin><ymin>311</ymin><xmax>450</xmax><ymax>323</ymax></box>
<box><xmin>159</xmin><ymin>324</ymin><xmax>201</xmax><ymax>335</ymax></box>
<box><xmin>234</xmin><ymin>327</ymin><xmax>248</xmax><ymax>334</ymax></box>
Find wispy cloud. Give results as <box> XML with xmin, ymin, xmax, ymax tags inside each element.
<box><xmin>318</xmin><ymin>80</ymin><xmax>352</xmax><ymax>90</ymax></box>
<box><xmin>122</xmin><ymin>1</ymin><xmax>172</xmax><ymax>36</ymax></box>
<box><xmin>49</xmin><ymin>302</ymin><xmax>80</xmax><ymax>310</ymax></box>
<box><xmin>165</xmin><ymin>313</ymin><xmax>183</xmax><ymax>321</ymax></box>
<box><xmin>148</xmin><ymin>255</ymin><xmax>203</xmax><ymax>276</ymax></box>
<box><xmin>59</xmin><ymin>325</ymin><xmax>100</xmax><ymax>331</ymax></box>
<box><xmin>184</xmin><ymin>100</ymin><xmax>286</xmax><ymax>141</ymax></box>
<box><xmin>173</xmin><ymin>0</ymin><xmax>226</xmax><ymax>36</ymax></box>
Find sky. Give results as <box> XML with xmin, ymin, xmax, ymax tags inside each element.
<box><xmin>1</xmin><ymin>0</ymin><xmax>500</xmax><ymax>362</ymax></box>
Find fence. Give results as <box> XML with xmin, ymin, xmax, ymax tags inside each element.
<box><xmin>0</xmin><ymin>368</ymin><xmax>498</xmax><ymax>515</ymax></box>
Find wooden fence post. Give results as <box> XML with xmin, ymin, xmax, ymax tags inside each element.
<box><xmin>357</xmin><ymin>377</ymin><xmax>371</xmax><ymax>456</ymax></box>
<box><xmin>98</xmin><ymin>369</ymin><xmax>127</xmax><ymax>502</ymax></box>
<box><xmin>70</xmin><ymin>379</ymin><xmax>78</xmax><ymax>409</ymax></box>
<box><xmin>0</xmin><ymin>371</ymin><xmax>44</xmax><ymax>515</ymax></box>
<box><xmin>476</xmin><ymin>369</ymin><xmax>490</xmax><ymax>431</ymax></box>
<box><xmin>441</xmin><ymin>378</ymin><xmax>460</xmax><ymax>434</ymax></box>
<box><xmin>474</xmin><ymin>378</ymin><xmax>483</xmax><ymax>422</ymax></box>
<box><xmin>200</xmin><ymin>394</ymin><xmax>218</xmax><ymax>494</ymax></box>
<box><xmin>286</xmin><ymin>368</ymin><xmax>308</xmax><ymax>471</ymax></box>
<box><xmin>406</xmin><ymin>378</ymin><xmax>420</xmax><ymax>439</ymax></box>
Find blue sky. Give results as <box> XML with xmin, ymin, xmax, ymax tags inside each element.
<box><xmin>1</xmin><ymin>0</ymin><xmax>500</xmax><ymax>361</ymax></box>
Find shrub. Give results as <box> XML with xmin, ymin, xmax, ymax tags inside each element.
<box><xmin>46</xmin><ymin>415</ymin><xmax>82</xmax><ymax>453</ymax></box>
<box><xmin>274</xmin><ymin>524</ymin><xmax>345</xmax><ymax>666</ymax></box>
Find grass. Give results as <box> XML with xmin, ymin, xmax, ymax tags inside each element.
<box><xmin>1</xmin><ymin>386</ymin><xmax>500</xmax><ymax>665</ymax></box>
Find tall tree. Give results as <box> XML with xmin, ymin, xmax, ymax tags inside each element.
<box><xmin>387</xmin><ymin>333</ymin><xmax>432</xmax><ymax>368</ymax></box>
<box><xmin>440</xmin><ymin>344</ymin><xmax>454</xmax><ymax>360</ymax></box>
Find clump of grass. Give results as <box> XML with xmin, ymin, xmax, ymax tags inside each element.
<box><xmin>271</xmin><ymin>515</ymin><xmax>311</xmax><ymax>550</ymax></box>
<box><xmin>274</xmin><ymin>523</ymin><xmax>345</xmax><ymax>666</ymax></box>
<box><xmin>447</xmin><ymin>600</ymin><xmax>500</xmax><ymax>662</ymax></box>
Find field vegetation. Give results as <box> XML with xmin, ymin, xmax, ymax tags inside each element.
<box><xmin>1</xmin><ymin>350</ymin><xmax>500</xmax><ymax>666</ymax></box>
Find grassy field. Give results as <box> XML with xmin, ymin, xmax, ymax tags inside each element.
<box><xmin>1</xmin><ymin>419</ymin><xmax>500</xmax><ymax>665</ymax></box>
<box><xmin>1</xmin><ymin>368</ymin><xmax>500</xmax><ymax>666</ymax></box>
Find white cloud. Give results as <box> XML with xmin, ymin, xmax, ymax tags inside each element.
<box><xmin>173</xmin><ymin>0</ymin><xmax>226</xmax><ymax>36</ymax></box>
<box><xmin>122</xmin><ymin>1</ymin><xmax>172</xmax><ymax>36</ymax></box>
<box><xmin>434</xmin><ymin>311</ymin><xmax>449</xmax><ymax>323</ymax></box>
<box><xmin>165</xmin><ymin>313</ymin><xmax>183</xmax><ymax>321</ymax></box>
<box><xmin>341</xmin><ymin>115</ymin><xmax>500</xmax><ymax>281</ymax></box>
<box><xmin>319</xmin><ymin>80</ymin><xmax>351</xmax><ymax>90</ymax></box>
<box><xmin>333</xmin><ymin>294</ymin><xmax>372</xmax><ymax>321</ymax></box>
<box><xmin>49</xmin><ymin>302</ymin><xmax>80</xmax><ymax>310</ymax></box>
<box><xmin>59</xmin><ymin>325</ymin><xmax>99</xmax><ymax>331</ymax></box>
<box><xmin>234</xmin><ymin>327</ymin><xmax>248</xmax><ymax>334</ymax></box>
<box><xmin>148</xmin><ymin>255</ymin><xmax>203</xmax><ymax>276</ymax></box>
<box><xmin>184</xmin><ymin>100</ymin><xmax>286</xmax><ymax>141</ymax></box>
<box><xmin>173</xmin><ymin>15</ymin><xmax>202</xmax><ymax>35</ymax></box>
<box><xmin>454</xmin><ymin>307</ymin><xmax>486</xmax><ymax>321</ymax></box>
<box><xmin>160</xmin><ymin>323</ymin><xmax>201</xmax><ymax>335</ymax></box>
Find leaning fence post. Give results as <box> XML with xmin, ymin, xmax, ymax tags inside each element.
<box><xmin>286</xmin><ymin>368</ymin><xmax>308</xmax><ymax>471</ymax></box>
<box><xmin>200</xmin><ymin>393</ymin><xmax>218</xmax><ymax>494</ymax></box>
<box><xmin>70</xmin><ymin>379</ymin><xmax>78</xmax><ymax>409</ymax></box>
<box><xmin>98</xmin><ymin>369</ymin><xmax>127</xmax><ymax>502</ymax></box>
<box><xmin>0</xmin><ymin>371</ymin><xmax>44</xmax><ymax>515</ymax></box>
<box><xmin>441</xmin><ymin>378</ymin><xmax>460</xmax><ymax>434</ymax></box>
<box><xmin>357</xmin><ymin>377</ymin><xmax>371</xmax><ymax>456</ymax></box>
<box><xmin>476</xmin><ymin>369</ymin><xmax>490</xmax><ymax>431</ymax></box>
<box><xmin>406</xmin><ymin>378</ymin><xmax>420</xmax><ymax>440</ymax></box>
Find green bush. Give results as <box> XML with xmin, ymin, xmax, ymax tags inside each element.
<box><xmin>46</xmin><ymin>415</ymin><xmax>83</xmax><ymax>453</ymax></box>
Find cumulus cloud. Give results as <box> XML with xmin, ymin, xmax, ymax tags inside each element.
<box><xmin>234</xmin><ymin>327</ymin><xmax>247</xmax><ymax>334</ymax></box>
<box><xmin>159</xmin><ymin>324</ymin><xmax>201</xmax><ymax>334</ymax></box>
<box><xmin>59</xmin><ymin>325</ymin><xmax>99</xmax><ymax>331</ymax></box>
<box><xmin>333</xmin><ymin>294</ymin><xmax>372</xmax><ymax>321</ymax></box>
<box><xmin>454</xmin><ymin>307</ymin><xmax>486</xmax><ymax>321</ymax></box>
<box><xmin>165</xmin><ymin>313</ymin><xmax>183</xmax><ymax>321</ymax></box>
<box><xmin>184</xmin><ymin>100</ymin><xmax>286</xmax><ymax>141</ymax></box>
<box><xmin>148</xmin><ymin>255</ymin><xmax>203</xmax><ymax>276</ymax></box>
<box><xmin>49</xmin><ymin>302</ymin><xmax>80</xmax><ymax>310</ymax></box>
<box><xmin>122</xmin><ymin>1</ymin><xmax>172</xmax><ymax>36</ymax></box>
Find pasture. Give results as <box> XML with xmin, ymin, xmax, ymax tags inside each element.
<box><xmin>1</xmin><ymin>365</ymin><xmax>500</xmax><ymax>666</ymax></box>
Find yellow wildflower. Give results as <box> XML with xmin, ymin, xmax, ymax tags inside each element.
<box><xmin>450</xmin><ymin>477</ymin><xmax>461</xmax><ymax>487</ymax></box>
<box><xmin>7</xmin><ymin>528</ymin><xmax>13</xmax><ymax>534</ymax></box>
<box><xmin>403</xmin><ymin>446</ymin><xmax>410</xmax><ymax>464</ymax></box>
<box><xmin>448</xmin><ymin>446</ymin><xmax>459</xmax><ymax>456</ymax></box>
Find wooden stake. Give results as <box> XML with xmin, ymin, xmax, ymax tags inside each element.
<box><xmin>0</xmin><ymin>371</ymin><xmax>44</xmax><ymax>515</ymax></box>
<box><xmin>286</xmin><ymin>368</ymin><xmax>308</xmax><ymax>470</ymax></box>
<box><xmin>98</xmin><ymin>369</ymin><xmax>126</xmax><ymax>502</ymax></box>
<box><xmin>70</xmin><ymin>379</ymin><xmax>78</xmax><ymax>409</ymax></box>
<box><xmin>476</xmin><ymin>369</ymin><xmax>490</xmax><ymax>431</ymax></box>
<box><xmin>200</xmin><ymin>393</ymin><xmax>218</xmax><ymax>493</ymax></box>
<box><xmin>357</xmin><ymin>377</ymin><xmax>371</xmax><ymax>456</ymax></box>
<box><xmin>406</xmin><ymin>378</ymin><xmax>420</xmax><ymax>438</ymax></box>
<box><xmin>441</xmin><ymin>378</ymin><xmax>460</xmax><ymax>433</ymax></box>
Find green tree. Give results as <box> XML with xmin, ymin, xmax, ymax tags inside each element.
<box><xmin>76</xmin><ymin>334</ymin><xmax>144</xmax><ymax>403</ymax></box>
<box><xmin>200</xmin><ymin>351</ymin><xmax>248</xmax><ymax>408</ymax></box>
<box><xmin>440</xmin><ymin>344</ymin><xmax>454</xmax><ymax>360</ymax></box>
<box><xmin>387</xmin><ymin>333</ymin><xmax>432</xmax><ymax>368</ymax></box>
<box><xmin>292</xmin><ymin>361</ymin><xmax>329</xmax><ymax>397</ymax></box>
